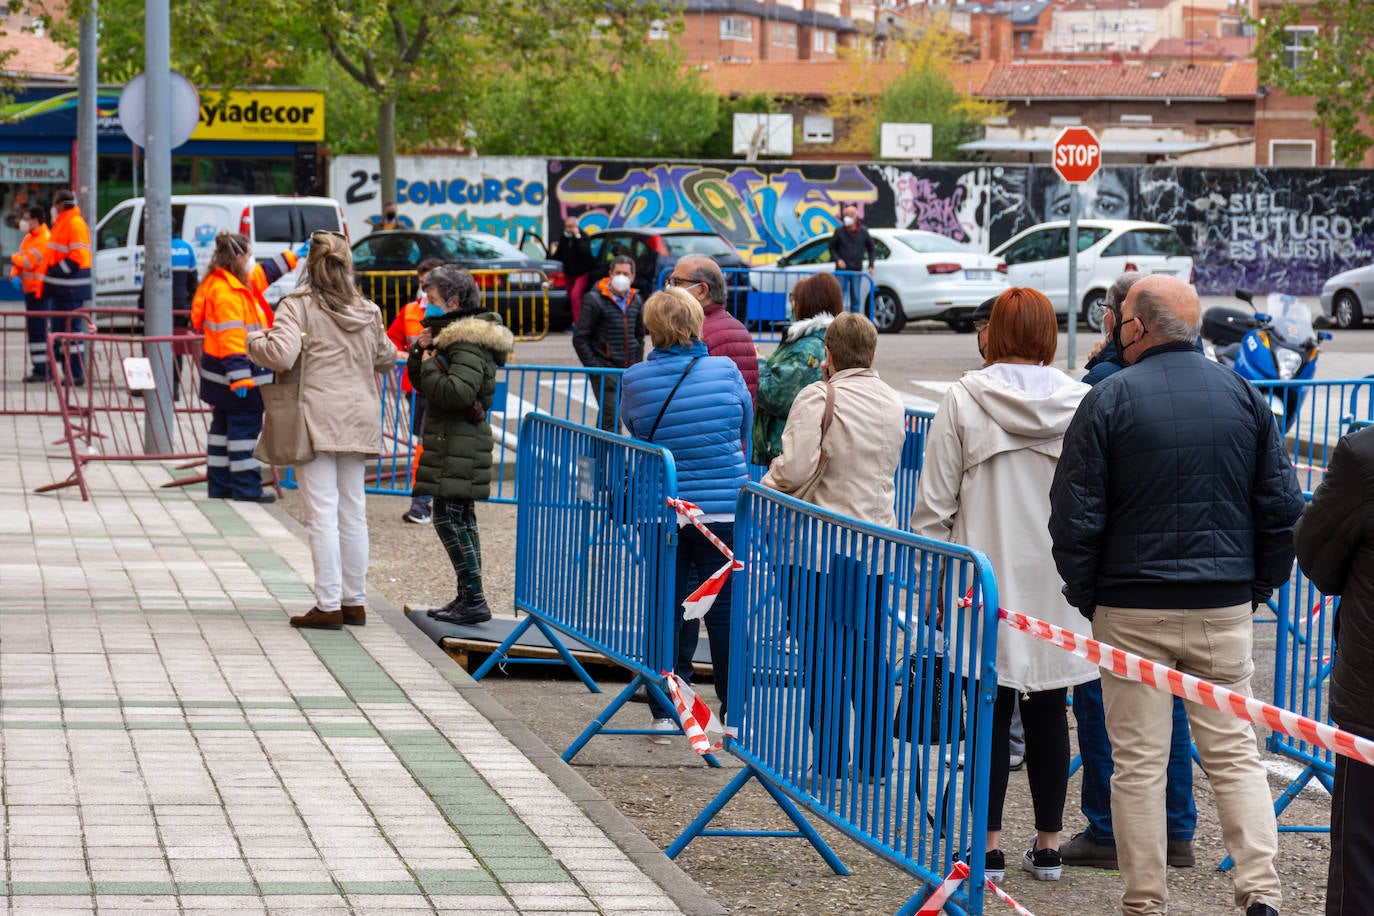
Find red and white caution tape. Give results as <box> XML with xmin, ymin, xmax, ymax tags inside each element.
<box><xmin>663</xmin><ymin>671</ymin><xmax>725</xmax><ymax>755</ymax></box>
<box><xmin>915</xmin><ymin>862</ymin><xmax>968</xmax><ymax>915</ymax></box>
<box><xmin>667</xmin><ymin>498</ymin><xmax>744</xmax><ymax>620</ymax></box>
<box><xmin>1310</xmin><ymin>594</ymin><xmax>1336</xmax><ymax>620</ymax></box>
<box><xmin>915</xmin><ymin>861</ymin><xmax>1036</xmax><ymax>915</ymax></box>
<box><xmin>994</xmin><ymin>606</ymin><xmax>1374</xmax><ymax>767</ymax></box>
<box><xmin>1293</xmin><ymin>461</ymin><xmax>1327</xmax><ymax>474</ymax></box>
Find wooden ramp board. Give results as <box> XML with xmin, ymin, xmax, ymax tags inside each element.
<box><xmin>403</xmin><ymin>608</ymin><xmax>714</xmax><ymax>676</ymax></box>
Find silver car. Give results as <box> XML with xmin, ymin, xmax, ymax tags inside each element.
<box><xmin>1320</xmin><ymin>263</ymin><xmax>1374</xmax><ymax>329</ymax></box>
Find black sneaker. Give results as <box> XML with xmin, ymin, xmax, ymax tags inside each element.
<box><xmin>233</xmin><ymin>492</ymin><xmax>277</xmax><ymax>504</ymax></box>
<box><xmin>1245</xmin><ymin>905</ymin><xmax>1277</xmax><ymax>916</ymax></box>
<box><xmin>432</xmin><ymin>599</ymin><xmax>492</xmax><ymax>626</ymax></box>
<box><xmin>22</xmin><ymin>372</ymin><xmax>49</xmax><ymax>384</ymax></box>
<box><xmin>1022</xmin><ymin>842</ymin><xmax>1063</xmax><ymax>881</ymax></box>
<box><xmin>984</xmin><ymin>848</ymin><xmax>1005</xmax><ymax>882</ymax></box>
<box><xmin>426</xmin><ymin>597</ymin><xmax>463</xmax><ymax>619</ymax></box>
<box><xmin>401</xmin><ymin>507</ymin><xmax>432</xmax><ymax>524</ymax></box>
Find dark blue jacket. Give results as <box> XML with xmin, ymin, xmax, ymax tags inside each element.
<box><xmin>1082</xmin><ymin>341</ymin><xmax>1126</xmax><ymax>387</ymax></box>
<box><xmin>620</xmin><ymin>341</ymin><xmax>752</xmax><ymax>517</ymax></box>
<box><xmin>1049</xmin><ymin>341</ymin><xmax>1304</xmax><ymax>618</ymax></box>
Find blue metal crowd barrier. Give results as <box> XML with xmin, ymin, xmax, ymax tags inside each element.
<box><xmin>468</xmin><ymin>414</ymin><xmax>718</xmax><ymax>764</ymax></box>
<box><xmin>281</xmin><ymin>363</ymin><xmax>625</xmax><ymax>500</ymax></box>
<box><xmin>654</xmin><ymin>266</ymin><xmax>876</xmax><ymax>342</ymax></box>
<box><xmin>1253</xmin><ymin>377</ymin><xmax>1374</xmax><ymax>498</ymax></box>
<box><xmin>669</xmin><ymin>483</ymin><xmax>1000</xmax><ymax>916</ymax></box>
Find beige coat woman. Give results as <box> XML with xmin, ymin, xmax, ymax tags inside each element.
<box><xmin>247</xmin><ymin>291</ymin><xmax>396</xmax><ymax>458</ymax></box>
<box><xmin>762</xmin><ymin>367</ymin><xmax>906</xmax><ymax>527</ymax></box>
<box><xmin>911</xmin><ymin>363</ymin><xmax>1098</xmax><ymax>693</ymax></box>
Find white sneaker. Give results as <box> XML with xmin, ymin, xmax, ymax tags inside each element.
<box><xmin>648</xmin><ymin>718</ymin><xmax>677</xmax><ymax>745</ymax></box>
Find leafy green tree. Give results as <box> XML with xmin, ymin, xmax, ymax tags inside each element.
<box><xmin>1253</xmin><ymin>0</ymin><xmax>1374</xmax><ymax>167</ymax></box>
<box><xmin>826</xmin><ymin>23</ymin><xmax>1005</xmax><ymax>161</ymax></box>
<box><xmin>39</xmin><ymin>0</ymin><xmax>675</xmax><ymax>205</ymax></box>
<box><xmin>469</xmin><ymin>39</ymin><xmax>717</xmax><ymax>158</ymax></box>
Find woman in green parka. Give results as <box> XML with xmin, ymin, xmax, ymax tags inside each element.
<box><xmin>752</xmin><ymin>272</ymin><xmax>844</xmax><ymax>466</ymax></box>
<box><xmin>407</xmin><ymin>265</ymin><xmax>515</xmax><ymax>625</ymax></box>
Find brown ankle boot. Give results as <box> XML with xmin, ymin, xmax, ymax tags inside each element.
<box><xmin>341</xmin><ymin>604</ymin><xmax>366</xmax><ymax>626</ymax></box>
<box><xmin>290</xmin><ymin>607</ymin><xmax>343</xmax><ymax>630</ymax></box>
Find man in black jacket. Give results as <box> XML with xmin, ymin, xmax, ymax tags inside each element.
<box><xmin>1049</xmin><ymin>275</ymin><xmax>1303</xmax><ymax>916</ymax></box>
<box><xmin>552</xmin><ymin>217</ymin><xmax>595</xmax><ymax>323</ymax></box>
<box><xmin>826</xmin><ymin>205</ymin><xmax>876</xmax><ymax>313</ymax></box>
<box><xmin>1293</xmin><ymin>425</ymin><xmax>1374</xmax><ymax>915</ymax></box>
<box><xmin>572</xmin><ymin>255</ymin><xmax>644</xmax><ymax>431</ymax></box>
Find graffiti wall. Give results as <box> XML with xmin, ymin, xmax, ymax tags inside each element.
<box><xmin>547</xmin><ymin>159</ymin><xmax>1374</xmax><ymax>295</ymax></box>
<box><xmin>329</xmin><ymin>155</ymin><xmax>546</xmax><ymax>244</ymax></box>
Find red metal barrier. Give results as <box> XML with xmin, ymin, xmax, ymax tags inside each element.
<box><xmin>35</xmin><ymin>330</ymin><xmax>265</xmax><ymax>500</ymax></box>
<box><xmin>0</xmin><ymin>309</ymin><xmax>83</xmax><ymax>416</ymax></box>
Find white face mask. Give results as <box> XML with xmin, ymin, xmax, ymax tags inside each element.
<box><xmin>842</xmin><ymin>216</ymin><xmax>855</xmax><ymax>228</ymax></box>
<box><xmin>416</xmin><ymin>290</ymin><xmax>428</xmax><ymax>306</ymax></box>
<box><xmin>609</xmin><ymin>274</ymin><xmax>632</xmax><ymax>294</ymax></box>
<box><xmin>18</xmin><ymin>219</ymin><xmax>29</xmax><ymax>233</ymax></box>
<box><xmin>50</xmin><ymin>208</ymin><xmax>58</xmax><ymax>223</ymax></box>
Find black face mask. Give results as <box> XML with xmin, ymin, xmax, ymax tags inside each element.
<box><xmin>1110</xmin><ymin>310</ymin><xmax>1124</xmax><ymax>356</ymax></box>
<box><xmin>384</xmin><ymin>211</ymin><xmax>397</xmax><ymax>221</ymax></box>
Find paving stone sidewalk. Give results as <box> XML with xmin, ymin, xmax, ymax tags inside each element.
<box><xmin>1</xmin><ymin>414</ymin><xmax>718</xmax><ymax>916</ymax></box>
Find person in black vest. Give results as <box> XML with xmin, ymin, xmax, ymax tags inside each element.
<box><xmin>553</xmin><ymin>217</ymin><xmax>595</xmax><ymax>323</ymax></box>
<box><xmin>572</xmin><ymin>254</ymin><xmax>644</xmax><ymax>431</ymax></box>
<box><xmin>827</xmin><ymin>205</ymin><xmax>876</xmax><ymax>313</ymax></box>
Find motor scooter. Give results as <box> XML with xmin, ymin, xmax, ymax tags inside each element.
<box><xmin>1201</xmin><ymin>290</ymin><xmax>1332</xmax><ymax>432</ymax></box>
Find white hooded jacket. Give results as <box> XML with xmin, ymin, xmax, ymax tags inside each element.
<box><xmin>911</xmin><ymin>363</ymin><xmax>1098</xmax><ymax>692</ymax></box>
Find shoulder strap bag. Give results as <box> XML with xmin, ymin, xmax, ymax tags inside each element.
<box><xmin>254</xmin><ymin>299</ymin><xmax>316</xmax><ymax>467</ymax></box>
<box><xmin>788</xmin><ymin>380</ymin><xmax>836</xmax><ymax>503</ymax></box>
<box><xmin>645</xmin><ymin>356</ymin><xmax>701</xmax><ymax>443</ymax></box>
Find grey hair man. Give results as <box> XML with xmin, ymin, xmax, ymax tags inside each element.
<box><xmin>1049</xmin><ymin>274</ymin><xmax>1303</xmax><ymax>916</ymax></box>
<box><xmin>664</xmin><ymin>254</ymin><xmax>758</xmax><ymax>400</ymax></box>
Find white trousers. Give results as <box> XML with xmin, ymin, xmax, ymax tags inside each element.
<box><xmin>295</xmin><ymin>452</ymin><xmax>369</xmax><ymax>611</ymax></box>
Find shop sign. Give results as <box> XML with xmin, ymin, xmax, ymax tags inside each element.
<box><xmin>192</xmin><ymin>90</ymin><xmax>325</xmax><ymax>142</ymax></box>
<box><xmin>1</xmin><ymin>154</ymin><xmax>70</xmax><ymax>183</ymax></box>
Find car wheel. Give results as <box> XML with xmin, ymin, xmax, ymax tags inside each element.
<box><xmin>1334</xmin><ymin>291</ymin><xmax>1363</xmax><ymax>329</ymax></box>
<box><xmin>1082</xmin><ymin>289</ymin><xmax>1107</xmax><ymax>333</ymax></box>
<box><xmin>872</xmin><ymin>288</ymin><xmax>906</xmax><ymax>333</ymax></box>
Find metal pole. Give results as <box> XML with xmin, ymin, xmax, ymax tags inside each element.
<box><xmin>77</xmin><ymin>4</ymin><xmax>97</xmax><ymax>279</ymax></box>
<box><xmin>1067</xmin><ymin>184</ymin><xmax>1080</xmax><ymax>371</ymax></box>
<box><xmin>143</xmin><ymin>0</ymin><xmax>175</xmax><ymax>453</ymax></box>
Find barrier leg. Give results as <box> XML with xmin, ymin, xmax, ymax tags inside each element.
<box><xmin>666</xmin><ymin>766</ymin><xmax>849</xmax><ymax>875</ymax></box>
<box><xmin>469</xmin><ymin>616</ymin><xmax>598</xmax><ymax>691</ymax></box>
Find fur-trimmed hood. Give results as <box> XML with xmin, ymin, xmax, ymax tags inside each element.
<box><xmin>435</xmin><ymin>313</ymin><xmax>515</xmax><ymax>357</ymax></box>
<box><xmin>783</xmin><ymin>311</ymin><xmax>835</xmax><ymax>344</ymax></box>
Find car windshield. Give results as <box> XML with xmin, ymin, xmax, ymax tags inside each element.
<box><xmin>892</xmin><ymin>232</ymin><xmax>969</xmax><ymax>254</ymax></box>
<box><xmin>1266</xmin><ymin>293</ymin><xmax>1315</xmax><ymax>345</ymax></box>
<box><xmin>436</xmin><ymin>233</ymin><xmax>524</xmax><ymax>260</ymax></box>
<box><xmin>663</xmin><ymin>234</ymin><xmax>734</xmax><ymax>257</ymax></box>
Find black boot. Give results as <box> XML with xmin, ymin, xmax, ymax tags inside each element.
<box><xmin>431</xmin><ymin>597</ymin><xmax>492</xmax><ymax>626</ymax></box>
<box><xmin>426</xmin><ymin>596</ymin><xmax>463</xmax><ymax>619</ymax></box>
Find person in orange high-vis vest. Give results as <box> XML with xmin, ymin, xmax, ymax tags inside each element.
<box><xmin>385</xmin><ymin>258</ymin><xmax>444</xmax><ymax>523</ymax></box>
<box><xmin>191</xmin><ymin>232</ymin><xmax>278</xmax><ymax>503</ymax></box>
<box><xmin>12</xmin><ymin>204</ymin><xmax>50</xmax><ymax>381</ymax></box>
<box><xmin>40</xmin><ymin>189</ymin><xmax>91</xmax><ymax>385</ymax></box>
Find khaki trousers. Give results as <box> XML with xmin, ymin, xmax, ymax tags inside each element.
<box><xmin>1093</xmin><ymin>604</ymin><xmax>1280</xmax><ymax>915</ymax></box>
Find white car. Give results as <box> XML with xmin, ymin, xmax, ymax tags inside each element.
<box><xmin>94</xmin><ymin>195</ymin><xmax>348</xmax><ymax>308</ymax></box>
<box><xmin>1319</xmin><ymin>263</ymin><xmax>1374</xmax><ymax>329</ymax></box>
<box><xmin>991</xmin><ymin>220</ymin><xmax>1193</xmax><ymax>331</ymax></box>
<box><xmin>750</xmin><ymin>228</ymin><xmax>1008</xmax><ymax>333</ymax></box>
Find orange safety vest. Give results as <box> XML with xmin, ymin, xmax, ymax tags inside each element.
<box><xmin>41</xmin><ymin>207</ymin><xmax>92</xmax><ymax>303</ymax></box>
<box><xmin>191</xmin><ymin>268</ymin><xmax>274</xmax><ymax>362</ymax></box>
<box><xmin>387</xmin><ymin>300</ymin><xmax>425</xmax><ymax>392</ymax></box>
<box><xmin>10</xmin><ymin>224</ymin><xmax>49</xmax><ymax>296</ymax></box>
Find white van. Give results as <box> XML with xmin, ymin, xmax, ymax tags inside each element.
<box><xmin>93</xmin><ymin>195</ymin><xmax>348</xmax><ymax>307</ymax></box>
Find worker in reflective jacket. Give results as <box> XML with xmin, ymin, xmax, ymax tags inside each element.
<box><xmin>190</xmin><ymin>232</ymin><xmax>285</xmax><ymax>503</ymax></box>
<box><xmin>40</xmin><ymin>188</ymin><xmax>91</xmax><ymax>384</ymax></box>
<box><xmin>12</xmin><ymin>204</ymin><xmax>50</xmax><ymax>381</ymax></box>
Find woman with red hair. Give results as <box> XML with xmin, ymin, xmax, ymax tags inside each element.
<box><xmin>911</xmin><ymin>287</ymin><xmax>1097</xmax><ymax>883</ymax></box>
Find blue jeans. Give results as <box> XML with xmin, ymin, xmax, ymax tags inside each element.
<box><xmin>648</xmin><ymin>523</ymin><xmax>734</xmax><ymax>722</ymax></box>
<box><xmin>1074</xmin><ymin>678</ymin><xmax>1196</xmax><ymax>842</ymax></box>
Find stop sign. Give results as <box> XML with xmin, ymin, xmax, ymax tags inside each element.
<box><xmin>1053</xmin><ymin>126</ymin><xmax>1102</xmax><ymax>184</ymax></box>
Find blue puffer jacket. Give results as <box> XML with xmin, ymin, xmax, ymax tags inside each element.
<box><xmin>621</xmin><ymin>341</ymin><xmax>752</xmax><ymax>517</ymax></box>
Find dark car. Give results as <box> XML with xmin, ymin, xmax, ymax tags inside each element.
<box><xmin>351</xmin><ymin>230</ymin><xmax>571</xmax><ymax>333</ymax></box>
<box><xmin>543</xmin><ymin>227</ymin><xmax>750</xmax><ymax>319</ymax></box>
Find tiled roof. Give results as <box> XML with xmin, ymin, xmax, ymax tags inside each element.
<box><xmin>980</xmin><ymin>61</ymin><xmax>1254</xmax><ymax>99</ymax></box>
<box><xmin>704</xmin><ymin>58</ymin><xmax>995</xmax><ymax>98</ymax></box>
<box><xmin>1216</xmin><ymin>58</ymin><xmax>1257</xmax><ymax>97</ymax></box>
<box><xmin>1147</xmin><ymin>36</ymin><xmax>1257</xmax><ymax>61</ymax></box>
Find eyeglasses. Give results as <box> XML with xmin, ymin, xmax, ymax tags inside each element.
<box><xmin>665</xmin><ymin>275</ymin><xmax>701</xmax><ymax>290</ymax></box>
<box><xmin>974</xmin><ymin>320</ymin><xmax>989</xmax><ymax>333</ymax></box>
